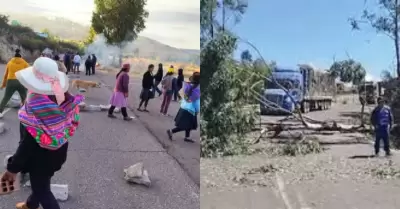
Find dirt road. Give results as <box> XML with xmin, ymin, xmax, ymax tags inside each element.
<box><xmin>0</xmin><ymin>65</ymin><xmax>199</xmax><ymax>209</ymax></box>
<box><xmin>201</xmin><ymin>101</ymin><xmax>400</xmax><ymax>209</ymax></box>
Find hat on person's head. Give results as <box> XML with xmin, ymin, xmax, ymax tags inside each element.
<box><xmin>15</xmin><ymin>57</ymin><xmax>69</xmax><ymax>105</ymax></box>
<box><xmin>167</xmin><ymin>67</ymin><xmax>174</xmax><ymax>74</ymax></box>
<box><xmin>122</xmin><ymin>63</ymin><xmax>131</xmax><ymax>69</ymax></box>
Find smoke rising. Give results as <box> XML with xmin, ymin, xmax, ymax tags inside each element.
<box><xmin>85</xmin><ymin>34</ymin><xmax>131</xmax><ymax>68</ymax></box>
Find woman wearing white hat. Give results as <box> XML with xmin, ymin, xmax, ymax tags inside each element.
<box><xmin>1</xmin><ymin>57</ymin><xmax>84</xmax><ymax>209</ymax></box>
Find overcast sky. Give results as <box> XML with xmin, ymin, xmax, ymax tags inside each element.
<box><xmin>0</xmin><ymin>0</ymin><xmax>199</xmax><ymax>49</ymax></box>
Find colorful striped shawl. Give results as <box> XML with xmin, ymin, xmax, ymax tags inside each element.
<box><xmin>18</xmin><ymin>93</ymin><xmax>85</xmax><ymax>150</ymax></box>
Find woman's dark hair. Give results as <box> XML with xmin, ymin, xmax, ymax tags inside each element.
<box><xmin>186</xmin><ymin>72</ymin><xmax>200</xmax><ymax>98</ymax></box>
<box><xmin>15</xmin><ymin>49</ymin><xmax>21</xmax><ymax>58</ymax></box>
<box><xmin>178</xmin><ymin>68</ymin><xmax>183</xmax><ymax>76</ymax></box>
<box><xmin>116</xmin><ymin>67</ymin><xmax>129</xmax><ymax>79</ymax></box>
<box><xmin>166</xmin><ymin>72</ymin><xmax>173</xmax><ymax>76</ymax></box>
<box><xmin>54</xmin><ymin>55</ymin><xmax>60</xmax><ymax>61</ymax></box>
<box><xmin>191</xmin><ymin>72</ymin><xmax>200</xmax><ymax>84</ymax></box>
<box><xmin>148</xmin><ymin>64</ymin><xmax>154</xmax><ymax>70</ymax></box>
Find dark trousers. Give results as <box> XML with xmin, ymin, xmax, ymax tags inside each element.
<box><xmin>108</xmin><ymin>106</ymin><xmax>128</xmax><ymax>117</ymax></box>
<box><xmin>174</xmin><ymin>87</ymin><xmax>182</xmax><ymax>101</ymax></box>
<box><xmin>160</xmin><ymin>92</ymin><xmax>173</xmax><ymax>114</ymax></box>
<box><xmin>153</xmin><ymin>80</ymin><xmax>162</xmax><ymax>95</ymax></box>
<box><xmin>64</xmin><ymin>62</ymin><xmax>71</xmax><ymax>74</ymax></box>
<box><xmin>172</xmin><ymin>127</ymin><xmax>190</xmax><ymax>138</ymax></box>
<box><xmin>85</xmin><ymin>65</ymin><xmax>91</xmax><ymax>76</ymax></box>
<box><xmin>91</xmin><ymin>64</ymin><xmax>96</xmax><ymax>75</ymax></box>
<box><xmin>26</xmin><ymin>173</ymin><xmax>60</xmax><ymax>209</ymax></box>
<box><xmin>0</xmin><ymin>79</ymin><xmax>27</xmax><ymax>112</ymax></box>
<box><xmin>375</xmin><ymin>125</ymin><xmax>390</xmax><ymax>154</ymax></box>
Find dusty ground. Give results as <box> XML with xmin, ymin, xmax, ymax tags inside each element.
<box><xmin>201</xmin><ymin>100</ymin><xmax>400</xmax><ymax>209</ymax></box>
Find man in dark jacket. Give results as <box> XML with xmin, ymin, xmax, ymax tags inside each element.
<box><xmin>91</xmin><ymin>54</ymin><xmax>97</xmax><ymax>75</ymax></box>
<box><xmin>371</xmin><ymin>97</ymin><xmax>394</xmax><ymax>156</ymax></box>
<box><xmin>63</xmin><ymin>52</ymin><xmax>71</xmax><ymax>74</ymax></box>
<box><xmin>173</xmin><ymin>68</ymin><xmax>184</xmax><ymax>101</ymax></box>
<box><xmin>138</xmin><ymin>64</ymin><xmax>155</xmax><ymax>112</ymax></box>
<box><xmin>153</xmin><ymin>63</ymin><xmax>163</xmax><ymax>96</ymax></box>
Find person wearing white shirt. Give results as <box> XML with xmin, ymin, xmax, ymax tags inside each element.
<box><xmin>73</xmin><ymin>54</ymin><xmax>81</xmax><ymax>74</ymax></box>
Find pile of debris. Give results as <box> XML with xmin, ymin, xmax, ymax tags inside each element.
<box><xmin>78</xmin><ymin>102</ymin><xmax>120</xmax><ymax>113</ymax></box>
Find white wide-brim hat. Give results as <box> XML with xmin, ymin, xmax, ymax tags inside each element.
<box><xmin>16</xmin><ymin>57</ymin><xmax>69</xmax><ymax>95</ymax></box>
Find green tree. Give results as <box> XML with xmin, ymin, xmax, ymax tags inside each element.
<box><xmin>85</xmin><ymin>26</ymin><xmax>97</xmax><ymax>45</ymax></box>
<box><xmin>328</xmin><ymin>59</ymin><xmax>366</xmax><ymax>85</ymax></box>
<box><xmin>91</xmin><ymin>0</ymin><xmax>149</xmax><ymax>63</ymax></box>
<box><xmin>240</xmin><ymin>49</ymin><xmax>252</xmax><ymax>62</ymax></box>
<box><xmin>349</xmin><ymin>0</ymin><xmax>400</xmax><ymax>77</ymax></box>
<box><xmin>219</xmin><ymin>0</ymin><xmax>248</xmax><ymax>31</ymax></box>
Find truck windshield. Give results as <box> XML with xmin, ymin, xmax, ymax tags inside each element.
<box><xmin>266</xmin><ymin>78</ymin><xmax>300</xmax><ymax>90</ymax></box>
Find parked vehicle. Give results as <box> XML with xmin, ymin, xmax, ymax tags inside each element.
<box><xmin>260</xmin><ymin>64</ymin><xmax>335</xmax><ymax>115</ymax></box>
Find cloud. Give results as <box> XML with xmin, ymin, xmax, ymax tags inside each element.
<box><xmin>0</xmin><ymin>0</ymin><xmax>199</xmax><ymax>49</ymax></box>
<box><xmin>364</xmin><ymin>73</ymin><xmax>378</xmax><ymax>82</ymax></box>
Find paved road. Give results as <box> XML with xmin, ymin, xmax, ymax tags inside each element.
<box><xmin>0</xmin><ymin>65</ymin><xmax>199</xmax><ymax>209</ymax></box>
<box><xmin>96</xmin><ymin>71</ymin><xmax>200</xmax><ymax>185</ymax></box>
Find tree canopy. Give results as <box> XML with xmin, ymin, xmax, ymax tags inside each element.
<box><xmin>329</xmin><ymin>59</ymin><xmax>366</xmax><ymax>85</ymax></box>
<box><xmin>349</xmin><ymin>0</ymin><xmax>400</xmax><ymax>77</ymax></box>
<box><xmin>91</xmin><ymin>0</ymin><xmax>149</xmax><ymax>46</ymax></box>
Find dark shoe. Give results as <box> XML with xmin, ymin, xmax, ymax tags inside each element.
<box><xmin>386</xmin><ymin>152</ymin><xmax>392</xmax><ymax>157</ymax></box>
<box><xmin>143</xmin><ymin>109</ymin><xmax>149</xmax><ymax>112</ymax></box>
<box><xmin>167</xmin><ymin>130</ymin><xmax>173</xmax><ymax>140</ymax></box>
<box><xmin>108</xmin><ymin>114</ymin><xmax>117</xmax><ymax>118</ymax></box>
<box><xmin>123</xmin><ymin>117</ymin><xmax>133</xmax><ymax>121</ymax></box>
<box><xmin>184</xmin><ymin>138</ymin><xmax>195</xmax><ymax>143</ymax></box>
<box><xmin>137</xmin><ymin>108</ymin><xmax>143</xmax><ymax>112</ymax></box>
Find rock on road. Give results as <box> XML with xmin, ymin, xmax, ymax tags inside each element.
<box><xmin>0</xmin><ymin>64</ymin><xmax>199</xmax><ymax>209</ymax></box>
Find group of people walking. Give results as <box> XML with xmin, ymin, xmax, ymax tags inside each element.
<box><xmin>137</xmin><ymin>64</ymin><xmax>185</xmax><ymax>114</ymax></box>
<box><xmin>108</xmin><ymin>62</ymin><xmax>200</xmax><ymax>142</ymax></box>
<box><xmin>62</xmin><ymin>52</ymin><xmax>97</xmax><ymax>75</ymax></box>
<box><xmin>0</xmin><ymin>50</ymin><xmax>200</xmax><ymax>208</ymax></box>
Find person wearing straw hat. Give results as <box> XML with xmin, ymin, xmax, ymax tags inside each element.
<box><xmin>160</xmin><ymin>66</ymin><xmax>175</xmax><ymax>115</ymax></box>
<box><xmin>0</xmin><ymin>49</ymin><xmax>29</xmax><ymax>116</ymax></box>
<box><xmin>167</xmin><ymin>72</ymin><xmax>200</xmax><ymax>143</ymax></box>
<box><xmin>1</xmin><ymin>57</ymin><xmax>84</xmax><ymax>209</ymax></box>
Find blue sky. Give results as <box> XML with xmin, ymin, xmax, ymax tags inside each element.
<box><xmin>231</xmin><ymin>0</ymin><xmax>395</xmax><ymax>81</ymax></box>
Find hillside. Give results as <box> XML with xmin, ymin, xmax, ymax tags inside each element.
<box><xmin>4</xmin><ymin>13</ymin><xmax>200</xmax><ymax>64</ymax></box>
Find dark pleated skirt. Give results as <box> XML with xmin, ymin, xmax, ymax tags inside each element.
<box><xmin>174</xmin><ymin>108</ymin><xmax>198</xmax><ymax>130</ymax></box>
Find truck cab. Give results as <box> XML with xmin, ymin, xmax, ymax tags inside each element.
<box><xmin>358</xmin><ymin>81</ymin><xmax>377</xmax><ymax>105</ymax></box>
<box><xmin>261</xmin><ymin>67</ymin><xmax>303</xmax><ymax>114</ymax></box>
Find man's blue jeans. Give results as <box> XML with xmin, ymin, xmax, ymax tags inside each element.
<box><xmin>375</xmin><ymin>125</ymin><xmax>390</xmax><ymax>154</ymax></box>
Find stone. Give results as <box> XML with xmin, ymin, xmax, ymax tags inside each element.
<box><xmin>123</xmin><ymin>163</ymin><xmax>151</xmax><ymax>187</ymax></box>
<box><xmin>86</xmin><ymin>105</ymin><xmax>102</xmax><ymax>112</ymax></box>
<box><xmin>99</xmin><ymin>104</ymin><xmax>110</xmax><ymax>111</ymax></box>
<box><xmin>51</xmin><ymin>184</ymin><xmax>69</xmax><ymax>201</ymax></box>
<box><xmin>7</xmin><ymin>93</ymin><xmax>21</xmax><ymax>108</ymax></box>
<box><xmin>22</xmin><ymin>183</ymin><xmax>68</xmax><ymax>201</ymax></box>
<box><xmin>0</xmin><ymin>122</ymin><xmax>4</xmax><ymax>134</ymax></box>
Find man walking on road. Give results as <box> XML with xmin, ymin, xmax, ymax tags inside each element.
<box><xmin>91</xmin><ymin>54</ymin><xmax>97</xmax><ymax>75</ymax></box>
<box><xmin>371</xmin><ymin>97</ymin><xmax>394</xmax><ymax>156</ymax></box>
<box><xmin>73</xmin><ymin>53</ymin><xmax>81</xmax><ymax>74</ymax></box>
